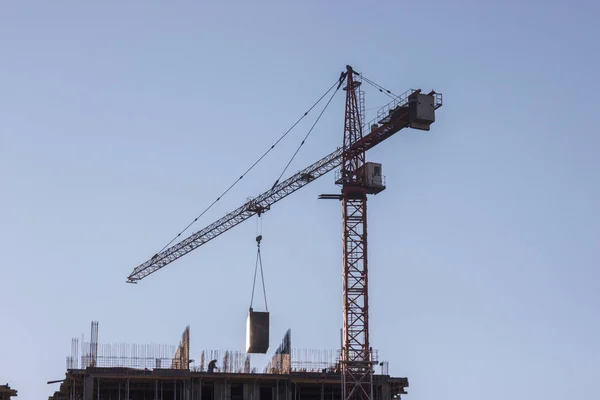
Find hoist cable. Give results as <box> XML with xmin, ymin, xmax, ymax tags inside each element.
<box><xmin>250</xmin><ymin>244</ymin><xmax>259</xmax><ymax>308</ymax></box>
<box><xmin>250</xmin><ymin>235</ymin><xmax>268</xmax><ymax>311</ymax></box>
<box><xmin>258</xmin><ymin>245</ymin><xmax>268</xmax><ymax>311</ymax></box>
<box><xmin>153</xmin><ymin>79</ymin><xmax>341</xmax><ymax>255</ymax></box>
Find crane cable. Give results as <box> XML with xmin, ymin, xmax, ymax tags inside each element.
<box><xmin>271</xmin><ymin>72</ymin><xmax>344</xmax><ymax>189</ymax></box>
<box><xmin>270</xmin><ymin>73</ymin><xmax>394</xmax><ymax>189</ymax></box>
<box><xmin>153</xmin><ymin>78</ymin><xmax>342</xmax><ymax>256</ymax></box>
<box><xmin>250</xmin><ymin>72</ymin><xmax>345</xmax><ymax>310</ymax></box>
<box><xmin>360</xmin><ymin>75</ymin><xmax>398</xmax><ymax>99</ymax></box>
<box><xmin>250</xmin><ymin>216</ymin><xmax>268</xmax><ymax>312</ymax></box>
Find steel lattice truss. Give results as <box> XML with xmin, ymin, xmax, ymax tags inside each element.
<box><xmin>341</xmin><ymin>76</ymin><xmax>365</xmax><ymax>184</ymax></box>
<box><xmin>127</xmin><ymin>79</ymin><xmax>442</xmax><ymax>287</ymax></box>
<box><xmin>340</xmin><ymin>66</ymin><xmax>372</xmax><ymax>400</ymax></box>
<box><xmin>342</xmin><ymin>196</ymin><xmax>372</xmax><ymax>400</ymax></box>
<box><xmin>127</xmin><ymin>147</ymin><xmax>344</xmax><ymax>282</ymax></box>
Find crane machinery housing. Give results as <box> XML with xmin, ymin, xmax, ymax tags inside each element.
<box><xmin>125</xmin><ymin>65</ymin><xmax>443</xmax><ymax>400</ymax></box>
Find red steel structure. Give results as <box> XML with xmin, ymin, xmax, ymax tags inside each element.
<box><xmin>127</xmin><ymin>65</ymin><xmax>442</xmax><ymax>400</ymax></box>
<box><xmin>338</xmin><ymin>66</ymin><xmax>372</xmax><ymax>400</ymax></box>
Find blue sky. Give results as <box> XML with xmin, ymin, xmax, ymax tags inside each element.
<box><xmin>1</xmin><ymin>1</ymin><xmax>599</xmax><ymax>398</ymax></box>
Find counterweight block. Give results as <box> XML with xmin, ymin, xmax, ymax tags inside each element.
<box><xmin>408</xmin><ymin>93</ymin><xmax>436</xmax><ymax>131</ymax></box>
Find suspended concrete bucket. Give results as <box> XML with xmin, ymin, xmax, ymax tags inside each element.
<box><xmin>246</xmin><ymin>308</ymin><xmax>269</xmax><ymax>354</ymax></box>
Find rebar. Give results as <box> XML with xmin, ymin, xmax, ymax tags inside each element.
<box><xmin>71</xmin><ymin>342</ymin><xmax>383</xmax><ymax>374</ymax></box>
<box><xmin>80</xmin><ymin>342</ymin><xmax>178</xmax><ymax>369</ymax></box>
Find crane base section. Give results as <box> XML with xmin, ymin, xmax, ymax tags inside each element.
<box><xmin>246</xmin><ymin>309</ymin><xmax>270</xmax><ymax>354</ymax></box>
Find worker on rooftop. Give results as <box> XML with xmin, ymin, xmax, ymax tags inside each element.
<box><xmin>207</xmin><ymin>359</ymin><xmax>219</xmax><ymax>373</ymax></box>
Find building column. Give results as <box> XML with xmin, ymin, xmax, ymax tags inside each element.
<box><xmin>381</xmin><ymin>383</ymin><xmax>390</xmax><ymax>400</ymax></box>
<box><xmin>215</xmin><ymin>381</ymin><xmax>231</xmax><ymax>400</ymax></box>
<box><xmin>83</xmin><ymin>376</ymin><xmax>93</xmax><ymax>400</ymax></box>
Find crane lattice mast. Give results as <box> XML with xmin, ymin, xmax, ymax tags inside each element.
<box><xmin>338</xmin><ymin>65</ymin><xmax>372</xmax><ymax>400</ymax></box>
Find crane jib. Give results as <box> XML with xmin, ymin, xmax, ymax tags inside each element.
<box><xmin>127</xmin><ymin>89</ymin><xmax>442</xmax><ymax>283</ymax></box>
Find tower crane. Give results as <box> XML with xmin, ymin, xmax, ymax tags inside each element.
<box><xmin>127</xmin><ymin>65</ymin><xmax>442</xmax><ymax>400</ymax></box>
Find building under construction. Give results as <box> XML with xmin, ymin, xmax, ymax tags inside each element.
<box><xmin>0</xmin><ymin>384</ymin><xmax>17</xmax><ymax>400</ymax></box>
<box><xmin>48</xmin><ymin>323</ymin><xmax>408</xmax><ymax>400</ymax></box>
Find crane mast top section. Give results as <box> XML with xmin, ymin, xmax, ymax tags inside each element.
<box><xmin>341</xmin><ymin>65</ymin><xmax>365</xmax><ymax>187</ymax></box>
<box><xmin>126</xmin><ymin>68</ymin><xmax>442</xmax><ymax>283</ymax></box>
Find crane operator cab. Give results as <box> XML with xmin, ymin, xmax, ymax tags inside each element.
<box><xmin>358</xmin><ymin>162</ymin><xmax>386</xmax><ymax>195</ymax></box>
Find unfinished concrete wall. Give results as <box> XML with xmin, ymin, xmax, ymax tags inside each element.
<box><xmin>274</xmin><ymin>380</ymin><xmax>290</xmax><ymax>400</ymax></box>
<box><xmin>49</xmin><ymin>368</ymin><xmax>408</xmax><ymax>400</ymax></box>
<box><xmin>214</xmin><ymin>381</ymin><xmax>231</xmax><ymax>400</ymax></box>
